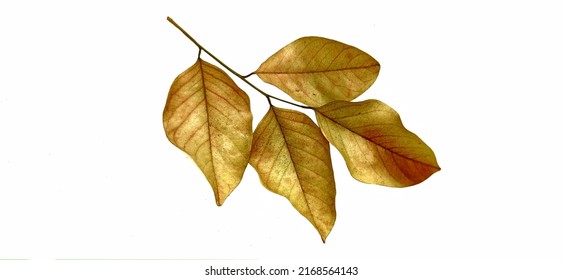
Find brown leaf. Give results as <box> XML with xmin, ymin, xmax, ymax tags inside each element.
<box><xmin>255</xmin><ymin>36</ymin><xmax>380</xmax><ymax>107</ymax></box>
<box><xmin>250</xmin><ymin>107</ymin><xmax>336</xmax><ymax>242</ymax></box>
<box><xmin>163</xmin><ymin>59</ymin><xmax>252</xmax><ymax>206</ymax></box>
<box><xmin>315</xmin><ymin>100</ymin><xmax>440</xmax><ymax>187</ymax></box>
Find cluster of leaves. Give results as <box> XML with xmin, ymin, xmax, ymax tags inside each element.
<box><xmin>163</xmin><ymin>17</ymin><xmax>440</xmax><ymax>242</ymax></box>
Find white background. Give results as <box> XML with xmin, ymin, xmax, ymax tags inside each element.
<box><xmin>1</xmin><ymin>0</ymin><xmax>562</xmax><ymax>279</ymax></box>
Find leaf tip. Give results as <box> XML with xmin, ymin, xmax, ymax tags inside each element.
<box><xmin>215</xmin><ymin>193</ymin><xmax>227</xmax><ymax>207</ymax></box>
<box><xmin>319</xmin><ymin>227</ymin><xmax>333</xmax><ymax>243</ymax></box>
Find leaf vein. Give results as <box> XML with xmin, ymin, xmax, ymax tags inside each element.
<box><xmin>256</xmin><ymin>65</ymin><xmax>379</xmax><ymax>75</ymax></box>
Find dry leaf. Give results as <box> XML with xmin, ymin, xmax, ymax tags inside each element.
<box><xmin>250</xmin><ymin>107</ymin><xmax>336</xmax><ymax>242</ymax></box>
<box><xmin>255</xmin><ymin>36</ymin><xmax>380</xmax><ymax>107</ymax></box>
<box><xmin>165</xmin><ymin>17</ymin><xmax>441</xmax><ymax>242</ymax></box>
<box><xmin>163</xmin><ymin>58</ymin><xmax>252</xmax><ymax>205</ymax></box>
<box><xmin>315</xmin><ymin>100</ymin><xmax>440</xmax><ymax>187</ymax></box>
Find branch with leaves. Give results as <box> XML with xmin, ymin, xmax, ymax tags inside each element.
<box><xmin>163</xmin><ymin>17</ymin><xmax>440</xmax><ymax>242</ymax></box>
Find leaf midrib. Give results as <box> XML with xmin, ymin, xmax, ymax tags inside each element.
<box><xmin>316</xmin><ymin>110</ymin><xmax>439</xmax><ymax>170</ymax></box>
<box><xmin>271</xmin><ymin>107</ymin><xmax>318</xmax><ymax>226</ymax></box>
<box><xmin>199</xmin><ymin>59</ymin><xmax>221</xmax><ymax>204</ymax></box>
<box><xmin>255</xmin><ymin>64</ymin><xmax>379</xmax><ymax>75</ymax></box>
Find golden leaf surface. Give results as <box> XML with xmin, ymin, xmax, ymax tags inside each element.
<box><xmin>250</xmin><ymin>107</ymin><xmax>336</xmax><ymax>242</ymax></box>
<box><xmin>163</xmin><ymin>59</ymin><xmax>252</xmax><ymax>206</ymax></box>
<box><xmin>315</xmin><ymin>100</ymin><xmax>440</xmax><ymax>187</ymax></box>
<box><xmin>255</xmin><ymin>36</ymin><xmax>380</xmax><ymax>107</ymax></box>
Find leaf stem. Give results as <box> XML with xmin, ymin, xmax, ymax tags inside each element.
<box><xmin>167</xmin><ymin>17</ymin><xmax>312</xmax><ymax>109</ymax></box>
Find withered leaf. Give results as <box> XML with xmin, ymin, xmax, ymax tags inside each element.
<box><xmin>255</xmin><ymin>36</ymin><xmax>380</xmax><ymax>107</ymax></box>
<box><xmin>315</xmin><ymin>100</ymin><xmax>440</xmax><ymax>187</ymax></box>
<box><xmin>163</xmin><ymin>58</ymin><xmax>252</xmax><ymax>206</ymax></box>
<box><xmin>250</xmin><ymin>107</ymin><xmax>336</xmax><ymax>242</ymax></box>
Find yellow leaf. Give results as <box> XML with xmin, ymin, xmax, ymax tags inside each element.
<box><xmin>163</xmin><ymin>59</ymin><xmax>252</xmax><ymax>206</ymax></box>
<box><xmin>255</xmin><ymin>36</ymin><xmax>380</xmax><ymax>107</ymax></box>
<box><xmin>315</xmin><ymin>100</ymin><xmax>440</xmax><ymax>187</ymax></box>
<box><xmin>250</xmin><ymin>107</ymin><xmax>336</xmax><ymax>242</ymax></box>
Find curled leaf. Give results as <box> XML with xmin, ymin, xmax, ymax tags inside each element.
<box><xmin>255</xmin><ymin>36</ymin><xmax>380</xmax><ymax>107</ymax></box>
<box><xmin>315</xmin><ymin>100</ymin><xmax>440</xmax><ymax>187</ymax></box>
<box><xmin>163</xmin><ymin>59</ymin><xmax>252</xmax><ymax>206</ymax></box>
<box><xmin>250</xmin><ymin>107</ymin><xmax>336</xmax><ymax>242</ymax></box>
